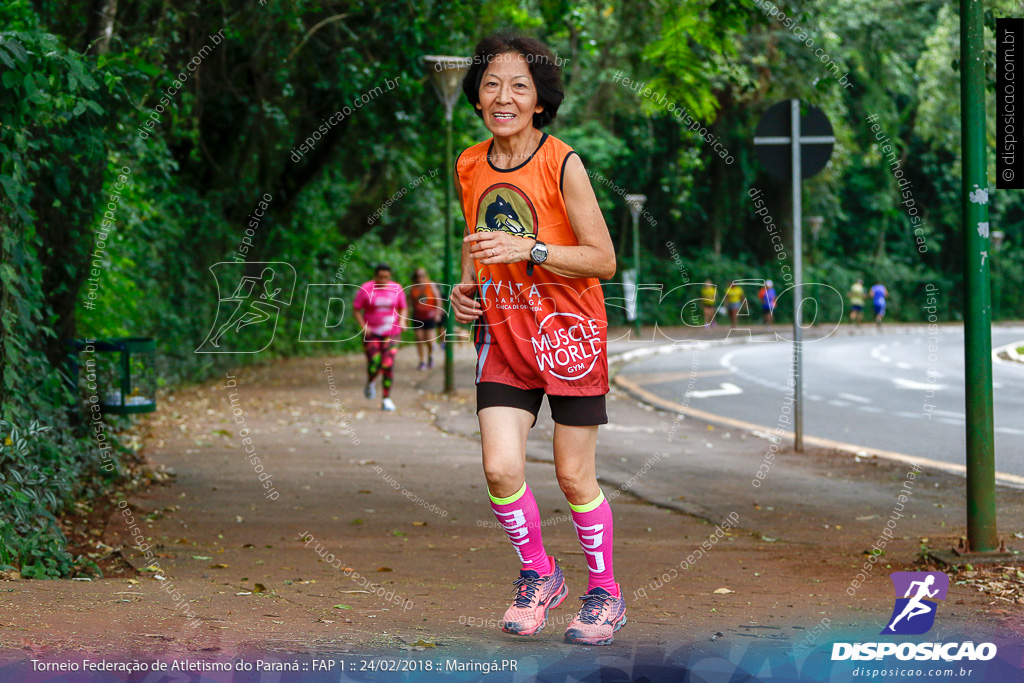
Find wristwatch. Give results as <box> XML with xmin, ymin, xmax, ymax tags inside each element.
<box><xmin>529</xmin><ymin>240</ymin><xmax>548</xmax><ymax>264</ymax></box>
<box><xmin>527</xmin><ymin>240</ymin><xmax>547</xmax><ymax>276</ymax></box>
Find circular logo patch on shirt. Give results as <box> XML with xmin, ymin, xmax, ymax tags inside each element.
<box><xmin>531</xmin><ymin>311</ymin><xmax>603</xmax><ymax>381</ymax></box>
<box><xmin>476</xmin><ymin>184</ymin><xmax>538</xmax><ymax>238</ymax></box>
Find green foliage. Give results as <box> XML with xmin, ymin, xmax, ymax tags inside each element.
<box><xmin>0</xmin><ymin>420</ymin><xmax>99</xmax><ymax>578</ymax></box>
<box><xmin>3</xmin><ymin>0</ymin><xmax>1024</xmax><ymax>576</ymax></box>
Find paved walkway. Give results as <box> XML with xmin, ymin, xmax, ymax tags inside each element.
<box><xmin>1</xmin><ymin>326</ymin><xmax>1021</xmax><ymax>662</ymax></box>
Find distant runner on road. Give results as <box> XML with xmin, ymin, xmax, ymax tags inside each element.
<box><xmin>353</xmin><ymin>264</ymin><xmax>406</xmax><ymax>411</ymax></box>
<box><xmin>701</xmin><ymin>279</ymin><xmax>717</xmax><ymax>327</ymax></box>
<box><xmin>758</xmin><ymin>280</ymin><xmax>776</xmax><ymax>327</ymax></box>
<box><xmin>409</xmin><ymin>267</ymin><xmax>444</xmax><ymax>371</ymax></box>
<box><xmin>870</xmin><ymin>280</ymin><xmax>889</xmax><ymax>327</ymax></box>
<box><xmin>451</xmin><ymin>31</ymin><xmax>625</xmax><ymax>647</ymax></box>
<box><xmin>848</xmin><ymin>278</ymin><xmax>866</xmax><ymax>327</ymax></box>
<box><xmin>725</xmin><ymin>281</ymin><xmax>745</xmax><ymax>328</ymax></box>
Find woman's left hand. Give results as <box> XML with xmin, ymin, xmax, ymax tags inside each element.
<box><xmin>464</xmin><ymin>231</ymin><xmax>532</xmax><ymax>266</ymax></box>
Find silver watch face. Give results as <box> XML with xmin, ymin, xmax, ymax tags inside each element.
<box><xmin>532</xmin><ymin>242</ymin><xmax>548</xmax><ymax>263</ymax></box>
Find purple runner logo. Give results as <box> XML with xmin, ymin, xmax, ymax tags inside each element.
<box><xmin>881</xmin><ymin>571</ymin><xmax>949</xmax><ymax>635</ymax></box>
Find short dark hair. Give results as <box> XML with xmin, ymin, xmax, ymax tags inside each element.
<box><xmin>462</xmin><ymin>31</ymin><xmax>564</xmax><ymax>129</ymax></box>
<box><xmin>374</xmin><ymin>263</ymin><xmax>392</xmax><ymax>275</ymax></box>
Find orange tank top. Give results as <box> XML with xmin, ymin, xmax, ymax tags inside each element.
<box><xmin>456</xmin><ymin>133</ymin><xmax>608</xmax><ymax>396</ymax></box>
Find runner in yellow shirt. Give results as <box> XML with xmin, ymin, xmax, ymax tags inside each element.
<box><xmin>700</xmin><ymin>279</ymin><xmax>717</xmax><ymax>327</ymax></box>
<box><xmin>724</xmin><ymin>281</ymin><xmax>745</xmax><ymax>328</ymax></box>
<box><xmin>848</xmin><ymin>278</ymin><xmax>865</xmax><ymax>327</ymax></box>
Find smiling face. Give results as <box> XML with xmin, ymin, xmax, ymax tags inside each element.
<box><xmin>476</xmin><ymin>52</ymin><xmax>543</xmax><ymax>138</ymax></box>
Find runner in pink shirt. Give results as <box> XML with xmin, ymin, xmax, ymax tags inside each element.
<box><xmin>352</xmin><ymin>264</ymin><xmax>406</xmax><ymax>411</ymax></box>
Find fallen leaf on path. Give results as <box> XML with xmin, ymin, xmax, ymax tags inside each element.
<box><xmin>412</xmin><ymin>522</ymin><xmax>427</xmax><ymax>527</ymax></box>
<box><xmin>192</xmin><ymin>556</ymin><xmax>212</xmax><ymax>561</ymax></box>
<box><xmin>126</xmin><ymin>579</ymin><xmax>139</xmax><ymax>585</ymax></box>
<box><xmin>411</xmin><ymin>640</ymin><xmax>436</xmax><ymax>648</ymax></box>
<box><xmin>333</xmin><ymin>605</ymin><xmax>352</xmax><ymax>610</ymax></box>
<box><xmin>713</xmin><ymin>588</ymin><xmax>734</xmax><ymax>594</ymax></box>
<box><xmin>242</xmin><ymin>543</ymin><xmax>255</xmax><ymax>548</ymax></box>
<box><xmin>358</xmin><ymin>490</ymin><xmax>371</xmax><ymax>494</ymax></box>
<box><xmin>142</xmin><ymin>634</ymin><xmax>173</xmax><ymax>639</ymax></box>
<box><xmin>209</xmin><ymin>563</ymin><xmax>229</xmax><ymax>569</ymax></box>
<box><xmin>376</xmin><ymin>567</ymin><xmax>393</xmax><ymax>572</ymax></box>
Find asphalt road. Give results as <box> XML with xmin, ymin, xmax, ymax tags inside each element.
<box><xmin>617</xmin><ymin>325</ymin><xmax>1024</xmax><ymax>478</ymax></box>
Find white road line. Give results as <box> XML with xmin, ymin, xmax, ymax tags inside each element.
<box><xmin>719</xmin><ymin>350</ymin><xmax>745</xmax><ymax>372</ymax></box>
<box><xmin>996</xmin><ymin>427</ymin><xmax>1024</xmax><ymax>436</ymax></box>
<box><xmin>936</xmin><ymin>418</ymin><xmax>964</xmax><ymax>426</ymax></box>
<box><xmin>859</xmin><ymin>406</ymin><xmax>884</xmax><ymax>413</ymax></box>
<box><xmin>932</xmin><ymin>410</ymin><xmax>966</xmax><ymax>419</ymax></box>
<box><xmin>897</xmin><ymin>412</ymin><xmax>923</xmax><ymax>419</ymax></box>
<box><xmin>827</xmin><ymin>400</ymin><xmax>853</xmax><ymax>407</ymax></box>
<box><xmin>893</xmin><ymin>378</ymin><xmax>948</xmax><ymax>391</ymax></box>
<box><xmin>838</xmin><ymin>393</ymin><xmax>872</xmax><ymax>404</ymax></box>
<box><xmin>896</xmin><ymin>362</ymin><xmax>912</xmax><ymax>369</ymax></box>
<box><xmin>689</xmin><ymin>382</ymin><xmax>744</xmax><ymax>399</ymax></box>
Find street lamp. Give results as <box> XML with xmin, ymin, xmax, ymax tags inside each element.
<box><xmin>807</xmin><ymin>215</ymin><xmax>823</xmax><ymax>266</ymax></box>
<box><xmin>625</xmin><ymin>194</ymin><xmax>647</xmax><ymax>335</ymax></box>
<box><xmin>423</xmin><ymin>55</ymin><xmax>472</xmax><ymax>393</ymax></box>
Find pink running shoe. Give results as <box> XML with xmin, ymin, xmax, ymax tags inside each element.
<box><xmin>563</xmin><ymin>585</ymin><xmax>627</xmax><ymax>645</ymax></box>
<box><xmin>501</xmin><ymin>556</ymin><xmax>568</xmax><ymax>636</ymax></box>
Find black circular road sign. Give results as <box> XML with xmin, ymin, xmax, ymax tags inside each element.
<box><xmin>754</xmin><ymin>100</ymin><xmax>834</xmax><ymax>180</ymax></box>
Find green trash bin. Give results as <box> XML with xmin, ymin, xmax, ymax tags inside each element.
<box><xmin>67</xmin><ymin>338</ymin><xmax>157</xmax><ymax>414</ymax></box>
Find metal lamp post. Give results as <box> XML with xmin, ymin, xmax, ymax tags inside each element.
<box><xmin>992</xmin><ymin>230</ymin><xmax>1006</xmax><ymax>321</ymax></box>
<box><xmin>423</xmin><ymin>55</ymin><xmax>472</xmax><ymax>393</ymax></box>
<box><xmin>808</xmin><ymin>216</ymin><xmax>823</xmax><ymax>267</ymax></box>
<box><xmin>625</xmin><ymin>194</ymin><xmax>647</xmax><ymax>336</ymax></box>
<box><xmin>959</xmin><ymin>0</ymin><xmax>998</xmax><ymax>554</ymax></box>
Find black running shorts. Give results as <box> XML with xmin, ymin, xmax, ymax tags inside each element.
<box><xmin>476</xmin><ymin>381</ymin><xmax>608</xmax><ymax>427</ymax></box>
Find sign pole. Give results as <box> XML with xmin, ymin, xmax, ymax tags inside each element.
<box><xmin>790</xmin><ymin>99</ymin><xmax>804</xmax><ymax>453</ymax></box>
<box><xmin>754</xmin><ymin>99</ymin><xmax>833</xmax><ymax>455</ymax></box>
<box><xmin>960</xmin><ymin>0</ymin><xmax>997</xmax><ymax>552</ymax></box>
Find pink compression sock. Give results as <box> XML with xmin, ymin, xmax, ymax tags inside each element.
<box><xmin>570</xmin><ymin>490</ymin><xmax>618</xmax><ymax>596</ymax></box>
<box><xmin>489</xmin><ymin>482</ymin><xmax>551</xmax><ymax>573</ymax></box>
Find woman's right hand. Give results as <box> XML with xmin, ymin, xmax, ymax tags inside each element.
<box><xmin>451</xmin><ymin>280</ymin><xmax>482</xmax><ymax>324</ymax></box>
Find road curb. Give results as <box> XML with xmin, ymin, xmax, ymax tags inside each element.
<box><xmin>993</xmin><ymin>339</ymin><xmax>1024</xmax><ymax>368</ymax></box>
